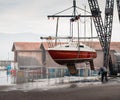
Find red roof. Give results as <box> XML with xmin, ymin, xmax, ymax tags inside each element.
<box><xmin>12</xmin><ymin>42</ymin><xmax>41</xmax><ymax>51</ymax></box>
<box><xmin>82</xmin><ymin>41</ymin><xmax>120</xmax><ymax>51</ymax></box>
<box><xmin>12</xmin><ymin>41</ymin><xmax>120</xmax><ymax>52</ymax></box>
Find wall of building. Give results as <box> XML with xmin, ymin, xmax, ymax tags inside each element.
<box><xmin>93</xmin><ymin>50</ymin><xmax>116</xmax><ymax>69</ymax></box>
<box><xmin>93</xmin><ymin>50</ymin><xmax>103</xmax><ymax>69</ymax></box>
<box><xmin>16</xmin><ymin>51</ymin><xmax>43</xmax><ymax>68</ymax></box>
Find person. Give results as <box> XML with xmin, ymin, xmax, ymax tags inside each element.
<box><xmin>98</xmin><ymin>66</ymin><xmax>108</xmax><ymax>83</ymax></box>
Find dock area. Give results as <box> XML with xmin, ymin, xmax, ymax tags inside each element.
<box><xmin>0</xmin><ymin>76</ymin><xmax>120</xmax><ymax>100</ymax></box>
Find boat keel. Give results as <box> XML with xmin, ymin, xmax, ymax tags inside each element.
<box><xmin>89</xmin><ymin>60</ymin><xmax>95</xmax><ymax>70</ymax></box>
<box><xmin>67</xmin><ymin>63</ymin><xmax>78</xmax><ymax>75</ymax></box>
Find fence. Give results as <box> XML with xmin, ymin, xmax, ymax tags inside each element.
<box><xmin>0</xmin><ymin>67</ymin><xmax>99</xmax><ymax>84</ymax></box>
<box><xmin>15</xmin><ymin>67</ymin><xmax>99</xmax><ymax>83</ymax></box>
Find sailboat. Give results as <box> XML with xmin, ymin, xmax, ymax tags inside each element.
<box><xmin>41</xmin><ymin>0</ymin><xmax>97</xmax><ymax>75</ymax></box>
<box><xmin>48</xmin><ymin>42</ymin><xmax>97</xmax><ymax>65</ymax></box>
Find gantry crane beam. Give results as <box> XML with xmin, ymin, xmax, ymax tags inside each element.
<box><xmin>88</xmin><ymin>0</ymin><xmax>105</xmax><ymax>49</ymax></box>
<box><xmin>88</xmin><ymin>0</ymin><xmax>114</xmax><ymax>68</ymax></box>
<box><xmin>104</xmin><ymin>0</ymin><xmax>114</xmax><ymax>67</ymax></box>
<box><xmin>116</xmin><ymin>0</ymin><xmax>120</xmax><ymax>22</ymax></box>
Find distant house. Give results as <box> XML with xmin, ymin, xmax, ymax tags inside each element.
<box><xmin>0</xmin><ymin>60</ymin><xmax>13</xmax><ymax>67</ymax></box>
<box><xmin>12</xmin><ymin>41</ymin><xmax>120</xmax><ymax>70</ymax></box>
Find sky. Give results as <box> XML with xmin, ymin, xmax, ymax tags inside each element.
<box><xmin>0</xmin><ymin>0</ymin><xmax>120</xmax><ymax>60</ymax></box>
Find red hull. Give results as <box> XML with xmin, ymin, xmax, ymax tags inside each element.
<box><xmin>48</xmin><ymin>50</ymin><xmax>97</xmax><ymax>64</ymax></box>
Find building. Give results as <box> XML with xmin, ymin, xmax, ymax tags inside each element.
<box><xmin>0</xmin><ymin>60</ymin><xmax>13</xmax><ymax>67</ymax></box>
<box><xmin>12</xmin><ymin>42</ymin><xmax>66</xmax><ymax>69</ymax></box>
<box><xmin>11</xmin><ymin>41</ymin><xmax>120</xmax><ymax>83</ymax></box>
<box><xmin>12</xmin><ymin>42</ymin><xmax>67</xmax><ymax>83</ymax></box>
<box><xmin>12</xmin><ymin>41</ymin><xmax>120</xmax><ymax>70</ymax></box>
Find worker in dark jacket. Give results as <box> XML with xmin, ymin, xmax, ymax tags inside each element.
<box><xmin>98</xmin><ymin>67</ymin><xmax>108</xmax><ymax>83</ymax></box>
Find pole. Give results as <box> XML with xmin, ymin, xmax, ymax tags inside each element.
<box><xmin>84</xmin><ymin>5</ymin><xmax>86</xmax><ymax>41</ymax></box>
<box><xmin>55</xmin><ymin>18</ymin><xmax>59</xmax><ymax>46</ymax></box>
<box><xmin>73</xmin><ymin>0</ymin><xmax>76</xmax><ymax>16</ymax></box>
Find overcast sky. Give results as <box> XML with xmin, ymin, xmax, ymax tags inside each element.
<box><xmin>0</xmin><ymin>0</ymin><xmax>120</xmax><ymax>60</ymax></box>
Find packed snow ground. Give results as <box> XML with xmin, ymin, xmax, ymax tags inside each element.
<box><xmin>0</xmin><ymin>70</ymin><xmax>120</xmax><ymax>91</ymax></box>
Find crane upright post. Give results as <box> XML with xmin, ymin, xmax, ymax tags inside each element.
<box><xmin>88</xmin><ymin>0</ymin><xmax>105</xmax><ymax>49</ymax></box>
<box><xmin>73</xmin><ymin>0</ymin><xmax>76</xmax><ymax>16</ymax></box>
<box><xmin>104</xmin><ymin>0</ymin><xmax>114</xmax><ymax>68</ymax></box>
<box><xmin>116</xmin><ymin>0</ymin><xmax>120</xmax><ymax>22</ymax></box>
<box><xmin>88</xmin><ymin>0</ymin><xmax>114</xmax><ymax>69</ymax></box>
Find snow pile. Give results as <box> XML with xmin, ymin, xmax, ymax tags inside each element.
<box><xmin>2</xmin><ymin>76</ymin><xmax>101</xmax><ymax>91</ymax></box>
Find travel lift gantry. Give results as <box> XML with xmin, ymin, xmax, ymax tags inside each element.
<box><xmin>42</xmin><ymin>0</ymin><xmax>119</xmax><ymax>75</ymax></box>
<box><xmin>46</xmin><ymin>0</ymin><xmax>96</xmax><ymax>75</ymax></box>
<box><xmin>88</xmin><ymin>0</ymin><xmax>114</xmax><ymax>75</ymax></box>
<box><xmin>88</xmin><ymin>0</ymin><xmax>120</xmax><ymax>76</ymax></box>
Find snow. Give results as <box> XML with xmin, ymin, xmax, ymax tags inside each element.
<box><xmin>0</xmin><ymin>71</ymin><xmax>12</xmax><ymax>85</ymax></box>
<box><xmin>0</xmin><ymin>70</ymin><xmax>120</xmax><ymax>91</ymax></box>
<box><xmin>2</xmin><ymin>76</ymin><xmax>101</xmax><ymax>92</ymax></box>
